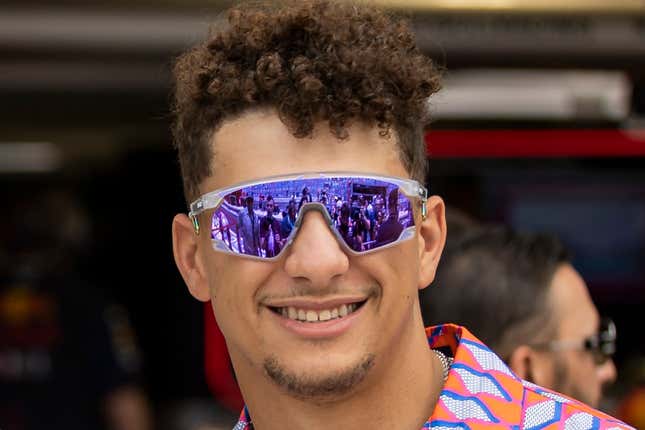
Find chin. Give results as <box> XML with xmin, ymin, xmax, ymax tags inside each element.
<box><xmin>263</xmin><ymin>352</ymin><xmax>375</xmax><ymax>401</ymax></box>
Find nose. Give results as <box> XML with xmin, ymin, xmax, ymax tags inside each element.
<box><xmin>597</xmin><ymin>358</ymin><xmax>617</xmax><ymax>386</ymax></box>
<box><xmin>283</xmin><ymin>210</ymin><xmax>349</xmax><ymax>288</ymax></box>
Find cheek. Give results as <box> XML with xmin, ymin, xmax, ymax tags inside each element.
<box><xmin>206</xmin><ymin>253</ymin><xmax>277</xmax><ymax>310</ymax></box>
<box><xmin>389</xmin><ymin>242</ymin><xmax>420</xmax><ymax>290</ymax></box>
<box><xmin>203</xmin><ymin>252</ymin><xmax>228</xmax><ymax>301</ymax></box>
<box><xmin>578</xmin><ymin>353</ymin><xmax>598</xmax><ymax>378</ymax></box>
<box><xmin>362</xmin><ymin>242</ymin><xmax>419</xmax><ymax>301</ymax></box>
<box><xmin>563</xmin><ymin>351</ymin><xmax>593</xmax><ymax>385</ymax></box>
<box><xmin>203</xmin><ymin>256</ymin><xmax>235</xmax><ymax>330</ymax></box>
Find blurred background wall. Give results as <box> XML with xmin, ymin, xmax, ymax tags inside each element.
<box><xmin>1</xmin><ymin>0</ymin><xmax>644</xmax><ymax>428</ymax></box>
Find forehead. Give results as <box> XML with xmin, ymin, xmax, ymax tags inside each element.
<box><xmin>202</xmin><ymin>109</ymin><xmax>408</xmax><ymax>192</ymax></box>
<box><xmin>549</xmin><ymin>264</ymin><xmax>599</xmax><ymax>337</ymax></box>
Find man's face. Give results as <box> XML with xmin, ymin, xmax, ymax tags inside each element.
<box><xmin>194</xmin><ymin>110</ymin><xmax>433</xmax><ymax>400</ymax></box>
<box><xmin>375</xmin><ymin>199</ymin><xmax>383</xmax><ymax>212</ymax></box>
<box><xmin>544</xmin><ymin>264</ymin><xmax>617</xmax><ymax>408</ymax></box>
<box><xmin>266</xmin><ymin>201</ymin><xmax>274</xmax><ymax>214</ymax></box>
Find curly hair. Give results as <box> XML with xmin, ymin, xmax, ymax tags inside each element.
<box><xmin>172</xmin><ymin>0</ymin><xmax>441</xmax><ymax>203</ymax></box>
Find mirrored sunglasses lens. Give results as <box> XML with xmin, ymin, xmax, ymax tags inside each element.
<box><xmin>208</xmin><ymin>177</ymin><xmax>415</xmax><ymax>258</ymax></box>
<box><xmin>598</xmin><ymin>318</ymin><xmax>616</xmax><ymax>358</ymax></box>
<box><xmin>599</xmin><ymin>318</ymin><xmax>616</xmax><ymax>342</ymax></box>
<box><xmin>333</xmin><ymin>180</ymin><xmax>415</xmax><ymax>252</ymax></box>
<box><xmin>209</xmin><ymin>184</ymin><xmax>284</xmax><ymax>258</ymax></box>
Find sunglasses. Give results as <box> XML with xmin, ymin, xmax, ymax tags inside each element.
<box><xmin>189</xmin><ymin>172</ymin><xmax>428</xmax><ymax>260</ymax></box>
<box><xmin>531</xmin><ymin>318</ymin><xmax>616</xmax><ymax>365</ymax></box>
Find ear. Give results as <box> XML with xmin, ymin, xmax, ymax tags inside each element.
<box><xmin>172</xmin><ymin>213</ymin><xmax>211</xmax><ymax>302</ymax></box>
<box><xmin>508</xmin><ymin>345</ymin><xmax>553</xmax><ymax>386</ymax></box>
<box><xmin>417</xmin><ymin>195</ymin><xmax>447</xmax><ymax>290</ymax></box>
<box><xmin>508</xmin><ymin>345</ymin><xmax>533</xmax><ymax>381</ymax></box>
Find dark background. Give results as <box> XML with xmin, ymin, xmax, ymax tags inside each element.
<box><xmin>1</xmin><ymin>0</ymin><xmax>644</xmax><ymax>424</ymax></box>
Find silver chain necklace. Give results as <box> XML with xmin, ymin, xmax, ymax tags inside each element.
<box><xmin>431</xmin><ymin>348</ymin><xmax>453</xmax><ymax>382</ymax></box>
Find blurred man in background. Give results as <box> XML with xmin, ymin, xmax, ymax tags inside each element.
<box><xmin>0</xmin><ymin>184</ymin><xmax>152</xmax><ymax>430</ymax></box>
<box><xmin>421</xmin><ymin>219</ymin><xmax>617</xmax><ymax>408</ymax></box>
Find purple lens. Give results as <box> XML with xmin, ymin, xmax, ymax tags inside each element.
<box><xmin>209</xmin><ymin>177</ymin><xmax>415</xmax><ymax>258</ymax></box>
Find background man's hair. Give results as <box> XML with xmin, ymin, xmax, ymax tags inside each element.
<box><xmin>171</xmin><ymin>0</ymin><xmax>441</xmax><ymax>203</ymax></box>
<box><xmin>420</xmin><ymin>220</ymin><xmax>571</xmax><ymax>361</ymax></box>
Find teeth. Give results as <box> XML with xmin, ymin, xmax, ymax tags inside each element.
<box><xmin>339</xmin><ymin>304</ymin><xmax>348</xmax><ymax>317</ymax></box>
<box><xmin>288</xmin><ymin>307</ymin><xmax>297</xmax><ymax>319</ymax></box>
<box><xmin>277</xmin><ymin>302</ymin><xmax>362</xmax><ymax>323</ymax></box>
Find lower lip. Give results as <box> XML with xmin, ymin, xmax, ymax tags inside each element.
<box><xmin>271</xmin><ymin>303</ymin><xmax>366</xmax><ymax>339</ymax></box>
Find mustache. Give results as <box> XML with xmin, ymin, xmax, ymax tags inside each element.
<box><xmin>257</xmin><ymin>282</ymin><xmax>380</xmax><ymax>302</ymax></box>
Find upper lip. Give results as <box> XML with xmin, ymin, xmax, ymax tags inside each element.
<box><xmin>264</xmin><ymin>296</ymin><xmax>368</xmax><ymax>310</ymax></box>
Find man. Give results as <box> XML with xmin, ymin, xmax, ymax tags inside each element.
<box><xmin>421</xmin><ymin>223</ymin><xmax>618</xmax><ymax>409</ymax></box>
<box><xmin>298</xmin><ymin>187</ymin><xmax>313</xmax><ymax>211</ymax></box>
<box><xmin>335</xmin><ymin>202</ymin><xmax>354</xmax><ymax>250</ymax></box>
<box><xmin>259</xmin><ymin>196</ymin><xmax>282</xmax><ymax>258</ymax></box>
<box><xmin>237</xmin><ymin>196</ymin><xmax>260</xmax><ymax>256</ymax></box>
<box><xmin>280</xmin><ymin>199</ymin><xmax>297</xmax><ymax>240</ymax></box>
<box><xmin>375</xmin><ymin>188</ymin><xmax>405</xmax><ymax>246</ymax></box>
<box><xmin>171</xmin><ymin>1</ymin><xmax>632</xmax><ymax>428</ymax></box>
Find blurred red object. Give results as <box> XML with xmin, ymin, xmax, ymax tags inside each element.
<box><xmin>204</xmin><ymin>302</ymin><xmax>244</xmax><ymax>412</ymax></box>
<box><xmin>426</xmin><ymin>129</ymin><xmax>645</xmax><ymax>158</ymax></box>
<box><xmin>616</xmin><ymin>386</ymin><xmax>645</xmax><ymax>429</ymax></box>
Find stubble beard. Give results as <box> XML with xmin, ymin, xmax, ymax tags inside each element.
<box><xmin>551</xmin><ymin>354</ymin><xmax>598</xmax><ymax>408</ymax></box>
<box><xmin>263</xmin><ymin>353</ymin><xmax>375</xmax><ymax>401</ymax></box>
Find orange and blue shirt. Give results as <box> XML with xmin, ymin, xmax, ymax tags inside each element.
<box><xmin>233</xmin><ymin>324</ymin><xmax>634</xmax><ymax>429</ymax></box>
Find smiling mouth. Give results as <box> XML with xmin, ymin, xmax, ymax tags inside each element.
<box><xmin>269</xmin><ymin>301</ymin><xmax>367</xmax><ymax>323</ymax></box>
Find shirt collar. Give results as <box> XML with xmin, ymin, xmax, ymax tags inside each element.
<box><xmin>426</xmin><ymin>324</ymin><xmax>524</xmax><ymax>427</ymax></box>
<box><xmin>235</xmin><ymin>324</ymin><xmax>525</xmax><ymax>429</ymax></box>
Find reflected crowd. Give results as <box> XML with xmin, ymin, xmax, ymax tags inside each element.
<box><xmin>209</xmin><ymin>178</ymin><xmax>415</xmax><ymax>257</ymax></box>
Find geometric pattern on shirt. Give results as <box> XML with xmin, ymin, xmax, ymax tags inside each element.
<box><xmin>522</xmin><ymin>380</ymin><xmax>572</xmax><ymax>404</ymax></box>
<box><xmin>439</xmin><ymin>391</ymin><xmax>498</xmax><ymax>422</ymax></box>
<box><xmin>424</xmin><ymin>420</ymin><xmax>471</xmax><ymax>429</ymax></box>
<box><xmin>523</xmin><ymin>399</ymin><xmax>562</xmax><ymax>429</ymax></box>
<box><xmin>232</xmin><ymin>324</ymin><xmax>636</xmax><ymax>430</ymax></box>
<box><xmin>459</xmin><ymin>338</ymin><xmax>516</xmax><ymax>379</ymax></box>
<box><xmin>232</xmin><ymin>421</ymin><xmax>246</xmax><ymax>430</ymax></box>
<box><xmin>452</xmin><ymin>364</ymin><xmax>511</xmax><ymax>401</ymax></box>
<box><xmin>564</xmin><ymin>412</ymin><xmax>599</xmax><ymax>430</ymax></box>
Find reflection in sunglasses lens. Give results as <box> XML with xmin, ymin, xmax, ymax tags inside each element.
<box><xmin>208</xmin><ymin>177</ymin><xmax>416</xmax><ymax>258</ymax></box>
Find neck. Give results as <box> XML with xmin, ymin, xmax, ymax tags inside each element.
<box><xmin>234</xmin><ymin>313</ymin><xmax>444</xmax><ymax>430</ymax></box>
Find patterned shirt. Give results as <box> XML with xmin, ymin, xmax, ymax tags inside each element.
<box><xmin>233</xmin><ymin>324</ymin><xmax>634</xmax><ymax>429</ymax></box>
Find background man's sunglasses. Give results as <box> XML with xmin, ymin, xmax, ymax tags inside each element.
<box><xmin>531</xmin><ymin>318</ymin><xmax>616</xmax><ymax>365</ymax></box>
<box><xmin>189</xmin><ymin>172</ymin><xmax>428</xmax><ymax>260</ymax></box>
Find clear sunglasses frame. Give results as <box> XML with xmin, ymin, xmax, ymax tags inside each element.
<box><xmin>188</xmin><ymin>171</ymin><xmax>428</xmax><ymax>261</ymax></box>
<box><xmin>530</xmin><ymin>318</ymin><xmax>616</xmax><ymax>365</ymax></box>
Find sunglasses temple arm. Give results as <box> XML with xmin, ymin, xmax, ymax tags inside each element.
<box><xmin>189</xmin><ymin>193</ymin><xmax>222</xmax><ymax>235</ymax></box>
